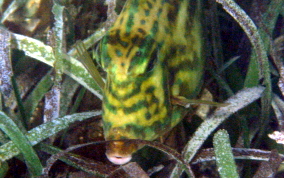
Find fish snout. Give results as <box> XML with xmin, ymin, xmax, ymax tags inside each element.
<box><xmin>106</xmin><ymin>152</ymin><xmax>132</xmax><ymax>165</ymax></box>
<box><xmin>105</xmin><ymin>140</ymin><xmax>139</xmax><ymax>165</ymax></box>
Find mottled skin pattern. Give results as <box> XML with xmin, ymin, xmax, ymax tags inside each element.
<box><xmin>97</xmin><ymin>0</ymin><xmax>204</xmax><ymax>164</ymax></box>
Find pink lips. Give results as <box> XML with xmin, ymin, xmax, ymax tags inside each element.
<box><xmin>106</xmin><ymin>154</ymin><xmax>132</xmax><ymax>165</ymax></box>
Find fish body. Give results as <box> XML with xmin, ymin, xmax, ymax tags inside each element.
<box><xmin>97</xmin><ymin>0</ymin><xmax>204</xmax><ymax>164</ymax></box>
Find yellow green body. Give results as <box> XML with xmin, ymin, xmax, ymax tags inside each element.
<box><xmin>97</xmin><ymin>0</ymin><xmax>204</xmax><ymax>160</ymax></box>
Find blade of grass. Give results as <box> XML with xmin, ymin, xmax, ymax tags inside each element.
<box><xmin>10</xmin><ymin>33</ymin><xmax>103</xmax><ymax>99</ymax></box>
<box><xmin>244</xmin><ymin>0</ymin><xmax>283</xmax><ymax>87</ymax></box>
<box><xmin>213</xmin><ymin>130</ymin><xmax>239</xmax><ymax>178</ymax></box>
<box><xmin>250</xmin><ymin>0</ymin><xmax>283</xmax><ymax>147</ymax></box>
<box><xmin>215</xmin><ymin>0</ymin><xmax>271</xmax><ymax>86</ymax></box>
<box><xmin>0</xmin><ymin>0</ymin><xmax>3</xmax><ymax>11</ymax></box>
<box><xmin>184</xmin><ymin>87</ymin><xmax>264</xmax><ymax>161</ymax></box>
<box><xmin>52</xmin><ymin>0</ymin><xmax>65</xmax><ymax>83</ymax></box>
<box><xmin>1</xmin><ymin>0</ymin><xmax>27</xmax><ymax>23</ymax></box>
<box><xmin>23</xmin><ymin>70</ymin><xmax>53</xmax><ymax>120</ymax></box>
<box><xmin>59</xmin><ymin>86</ymin><xmax>86</xmax><ymax>146</ymax></box>
<box><xmin>70</xmin><ymin>87</ymin><xmax>86</xmax><ymax>114</ymax></box>
<box><xmin>75</xmin><ymin>41</ymin><xmax>105</xmax><ymax>90</ymax></box>
<box><xmin>42</xmin><ymin>140</ymin><xmax>194</xmax><ymax>178</ymax></box>
<box><xmin>0</xmin><ymin>28</ymin><xmax>13</xmax><ymax>101</ymax></box>
<box><xmin>0</xmin><ymin>111</ymin><xmax>43</xmax><ymax>176</ymax></box>
<box><xmin>241</xmin><ymin>1</ymin><xmax>283</xmax><ymax>146</ymax></box>
<box><xmin>59</xmin><ymin>76</ymin><xmax>80</xmax><ymax>116</ymax></box>
<box><xmin>0</xmin><ymin>28</ymin><xmax>26</xmax><ymax>132</ymax></box>
<box><xmin>0</xmin><ymin>111</ymin><xmax>101</xmax><ymax>162</ymax></box>
<box><xmin>68</xmin><ymin>0</ymin><xmax>118</xmax><ymax>56</ymax></box>
<box><xmin>170</xmin><ymin>86</ymin><xmax>265</xmax><ymax>177</ymax></box>
<box><xmin>208</xmin><ymin>1</ymin><xmax>224</xmax><ymax>69</ymax></box>
<box><xmin>44</xmin><ymin>85</ymin><xmax>61</xmax><ymax>123</ymax></box>
<box><xmin>192</xmin><ymin>148</ymin><xmax>284</xmax><ymax>164</ymax></box>
<box><xmin>39</xmin><ymin>143</ymin><xmax>115</xmax><ymax>177</ymax></box>
<box><xmin>215</xmin><ymin>0</ymin><xmax>272</xmax><ymax>149</ymax></box>
<box><xmin>11</xmin><ymin>76</ymin><xmax>28</xmax><ymax>129</ymax></box>
<box><xmin>43</xmin><ymin>1</ymin><xmax>66</xmax><ymax>125</ymax></box>
<box><xmin>0</xmin><ymin>161</ymin><xmax>8</xmax><ymax>178</ymax></box>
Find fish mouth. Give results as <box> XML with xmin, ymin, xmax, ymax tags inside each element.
<box><xmin>105</xmin><ymin>140</ymin><xmax>140</xmax><ymax>165</ymax></box>
<box><xmin>106</xmin><ymin>153</ymin><xmax>132</xmax><ymax>165</ymax></box>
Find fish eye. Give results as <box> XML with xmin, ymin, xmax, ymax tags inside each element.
<box><xmin>145</xmin><ymin>49</ymin><xmax>158</xmax><ymax>72</ymax></box>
